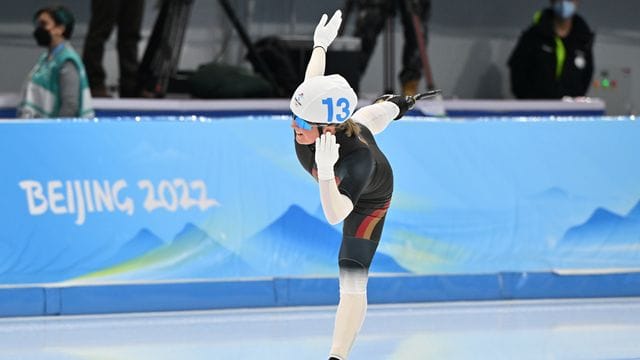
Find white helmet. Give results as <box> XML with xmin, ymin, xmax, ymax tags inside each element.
<box><xmin>290</xmin><ymin>74</ymin><xmax>358</xmax><ymax>125</ymax></box>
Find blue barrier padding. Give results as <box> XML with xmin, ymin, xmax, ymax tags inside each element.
<box><xmin>275</xmin><ymin>277</ymin><xmax>339</xmax><ymax>306</ymax></box>
<box><xmin>0</xmin><ymin>287</ymin><xmax>45</xmax><ymax>317</ymax></box>
<box><xmin>58</xmin><ymin>280</ymin><xmax>276</xmax><ymax>315</ymax></box>
<box><xmin>44</xmin><ymin>287</ymin><xmax>62</xmax><ymax>315</ymax></box>
<box><xmin>368</xmin><ymin>274</ymin><xmax>504</xmax><ymax>303</ymax></box>
<box><xmin>500</xmin><ymin>272</ymin><xmax>640</xmax><ymax>299</ymax></box>
<box><xmin>3</xmin><ymin>272</ymin><xmax>640</xmax><ymax>317</ymax></box>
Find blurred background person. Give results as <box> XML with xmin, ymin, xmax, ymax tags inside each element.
<box><xmin>343</xmin><ymin>0</ymin><xmax>432</xmax><ymax>96</ymax></box>
<box><xmin>508</xmin><ymin>0</ymin><xmax>595</xmax><ymax>99</ymax></box>
<box><xmin>82</xmin><ymin>0</ymin><xmax>145</xmax><ymax>98</ymax></box>
<box><xmin>17</xmin><ymin>5</ymin><xmax>94</xmax><ymax>119</ymax></box>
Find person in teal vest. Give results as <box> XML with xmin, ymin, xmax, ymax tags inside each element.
<box><xmin>18</xmin><ymin>6</ymin><xmax>94</xmax><ymax>118</ymax></box>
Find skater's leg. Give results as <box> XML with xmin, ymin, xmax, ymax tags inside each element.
<box><xmin>329</xmin><ymin>260</ymin><xmax>369</xmax><ymax>359</ymax></box>
<box><xmin>329</xmin><ymin>202</ymin><xmax>390</xmax><ymax>359</ymax></box>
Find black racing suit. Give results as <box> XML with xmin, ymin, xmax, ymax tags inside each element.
<box><xmin>295</xmin><ymin>124</ymin><xmax>393</xmax><ymax>269</ymax></box>
<box><xmin>508</xmin><ymin>8</ymin><xmax>595</xmax><ymax>99</ymax></box>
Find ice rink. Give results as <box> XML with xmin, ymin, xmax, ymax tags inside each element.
<box><xmin>1</xmin><ymin>297</ymin><xmax>639</xmax><ymax>360</ymax></box>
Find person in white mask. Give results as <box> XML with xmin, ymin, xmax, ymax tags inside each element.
<box><xmin>508</xmin><ymin>0</ymin><xmax>595</xmax><ymax>99</ymax></box>
<box><xmin>290</xmin><ymin>9</ymin><xmax>419</xmax><ymax>360</ymax></box>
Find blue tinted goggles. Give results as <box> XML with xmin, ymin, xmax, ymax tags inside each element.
<box><xmin>293</xmin><ymin>115</ymin><xmax>314</xmax><ymax>130</ymax></box>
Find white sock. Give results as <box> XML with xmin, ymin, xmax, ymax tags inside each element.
<box><xmin>329</xmin><ymin>268</ymin><xmax>369</xmax><ymax>359</ymax></box>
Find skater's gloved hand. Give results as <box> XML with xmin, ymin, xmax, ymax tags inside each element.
<box><xmin>315</xmin><ymin>132</ymin><xmax>340</xmax><ymax>181</ymax></box>
<box><xmin>373</xmin><ymin>94</ymin><xmax>416</xmax><ymax>120</ymax></box>
<box><xmin>313</xmin><ymin>10</ymin><xmax>342</xmax><ymax>51</ymax></box>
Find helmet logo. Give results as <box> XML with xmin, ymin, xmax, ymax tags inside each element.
<box><xmin>294</xmin><ymin>92</ymin><xmax>304</xmax><ymax>107</ymax></box>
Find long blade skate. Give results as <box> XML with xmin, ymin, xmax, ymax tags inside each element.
<box><xmin>413</xmin><ymin>89</ymin><xmax>441</xmax><ymax>101</ymax></box>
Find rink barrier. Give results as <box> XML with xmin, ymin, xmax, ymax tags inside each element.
<box><xmin>2</xmin><ymin>271</ymin><xmax>640</xmax><ymax>317</ymax></box>
<box><xmin>2</xmin><ymin>115</ymin><xmax>637</xmax><ymax>317</ymax></box>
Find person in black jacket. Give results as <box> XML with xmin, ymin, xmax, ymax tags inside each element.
<box><xmin>508</xmin><ymin>0</ymin><xmax>595</xmax><ymax>99</ymax></box>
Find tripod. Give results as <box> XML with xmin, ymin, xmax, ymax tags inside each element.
<box><xmin>138</xmin><ymin>0</ymin><xmax>195</xmax><ymax>98</ymax></box>
<box><xmin>138</xmin><ymin>0</ymin><xmax>280</xmax><ymax>98</ymax></box>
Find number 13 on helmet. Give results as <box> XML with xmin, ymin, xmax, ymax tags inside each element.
<box><xmin>290</xmin><ymin>74</ymin><xmax>358</xmax><ymax>125</ymax></box>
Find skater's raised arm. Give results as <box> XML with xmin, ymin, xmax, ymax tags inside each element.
<box><xmin>304</xmin><ymin>10</ymin><xmax>342</xmax><ymax>80</ymax></box>
<box><xmin>352</xmin><ymin>94</ymin><xmax>416</xmax><ymax>135</ymax></box>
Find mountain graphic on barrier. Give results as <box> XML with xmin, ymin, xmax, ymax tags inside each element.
<box><xmin>97</xmin><ymin>229</ymin><xmax>166</xmax><ymax>269</ymax></box>
<box><xmin>560</xmin><ymin>200</ymin><xmax>640</xmax><ymax>244</ymax></box>
<box><xmin>76</xmin><ymin>223</ymin><xmax>258</xmax><ymax>281</ymax></box>
<box><xmin>553</xmin><ymin>200</ymin><xmax>640</xmax><ymax>269</ymax></box>
<box><xmin>0</xmin><ymin>228</ymin><xmax>168</xmax><ymax>284</ymax></box>
<box><xmin>238</xmin><ymin>205</ymin><xmax>409</xmax><ymax>275</ymax></box>
<box><xmin>77</xmin><ymin>204</ymin><xmax>410</xmax><ymax>282</ymax></box>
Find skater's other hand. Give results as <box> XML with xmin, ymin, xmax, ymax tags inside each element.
<box><xmin>313</xmin><ymin>10</ymin><xmax>342</xmax><ymax>51</ymax></box>
<box><xmin>315</xmin><ymin>132</ymin><xmax>340</xmax><ymax>181</ymax></box>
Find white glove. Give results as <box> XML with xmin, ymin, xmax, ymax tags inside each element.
<box><xmin>313</xmin><ymin>10</ymin><xmax>342</xmax><ymax>51</ymax></box>
<box><xmin>315</xmin><ymin>133</ymin><xmax>340</xmax><ymax>181</ymax></box>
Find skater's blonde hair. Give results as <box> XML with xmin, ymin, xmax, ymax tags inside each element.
<box><xmin>336</xmin><ymin>118</ymin><xmax>360</xmax><ymax>138</ymax></box>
